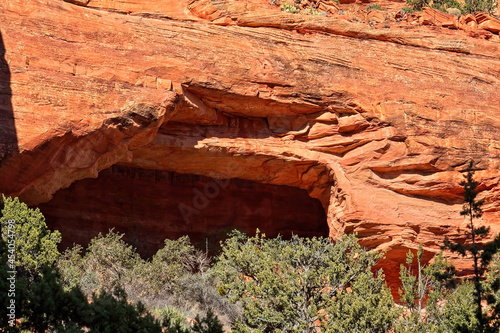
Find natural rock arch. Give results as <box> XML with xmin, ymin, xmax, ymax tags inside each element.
<box><xmin>0</xmin><ymin>0</ymin><xmax>499</xmax><ymax>291</ymax></box>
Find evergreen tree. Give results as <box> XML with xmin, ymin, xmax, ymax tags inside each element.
<box><xmin>396</xmin><ymin>246</ymin><xmax>456</xmax><ymax>332</ymax></box>
<box><xmin>444</xmin><ymin>161</ymin><xmax>500</xmax><ymax>332</ymax></box>
<box><xmin>0</xmin><ymin>197</ymin><xmax>195</xmax><ymax>332</ymax></box>
<box><xmin>214</xmin><ymin>230</ymin><xmax>398</xmax><ymax>332</ymax></box>
<box><xmin>440</xmin><ymin>282</ymin><xmax>481</xmax><ymax>332</ymax></box>
<box><xmin>192</xmin><ymin>309</ymin><xmax>224</xmax><ymax>333</ymax></box>
<box><xmin>85</xmin><ymin>286</ymin><xmax>162</xmax><ymax>333</ymax></box>
<box><xmin>483</xmin><ymin>251</ymin><xmax>500</xmax><ymax>331</ymax></box>
<box><xmin>20</xmin><ymin>265</ymin><xmax>89</xmax><ymax>332</ymax></box>
<box><xmin>0</xmin><ymin>195</ymin><xmax>61</xmax><ymax>277</ymax></box>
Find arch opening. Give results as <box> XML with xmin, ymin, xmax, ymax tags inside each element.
<box><xmin>40</xmin><ymin>164</ymin><xmax>329</xmax><ymax>256</ymax></box>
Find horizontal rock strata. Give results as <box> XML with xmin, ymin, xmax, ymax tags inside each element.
<box><xmin>0</xmin><ymin>0</ymin><xmax>499</xmax><ymax>289</ymax></box>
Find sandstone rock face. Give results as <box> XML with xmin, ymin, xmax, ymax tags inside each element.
<box><xmin>0</xmin><ymin>0</ymin><xmax>499</xmax><ymax>290</ymax></box>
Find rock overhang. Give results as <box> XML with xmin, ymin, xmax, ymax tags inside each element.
<box><xmin>0</xmin><ymin>0</ymin><xmax>499</xmax><ymax>290</ymax></box>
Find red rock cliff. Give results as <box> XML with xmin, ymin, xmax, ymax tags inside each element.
<box><xmin>0</xmin><ymin>0</ymin><xmax>499</xmax><ymax>289</ymax></box>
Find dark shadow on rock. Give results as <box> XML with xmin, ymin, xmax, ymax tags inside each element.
<box><xmin>0</xmin><ymin>30</ymin><xmax>18</xmax><ymax>161</ymax></box>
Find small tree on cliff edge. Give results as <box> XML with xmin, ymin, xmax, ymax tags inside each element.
<box><xmin>444</xmin><ymin>161</ymin><xmax>495</xmax><ymax>332</ymax></box>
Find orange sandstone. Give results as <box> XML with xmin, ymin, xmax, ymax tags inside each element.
<box><xmin>0</xmin><ymin>0</ymin><xmax>499</xmax><ymax>290</ymax></box>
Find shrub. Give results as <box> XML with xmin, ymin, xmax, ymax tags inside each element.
<box><xmin>22</xmin><ymin>266</ymin><xmax>90</xmax><ymax>333</ymax></box>
<box><xmin>174</xmin><ymin>272</ymin><xmax>242</xmax><ymax>325</ymax></box>
<box><xmin>81</xmin><ymin>229</ymin><xmax>141</xmax><ymax>294</ymax></box>
<box><xmin>214</xmin><ymin>230</ymin><xmax>398</xmax><ymax>332</ymax></box>
<box><xmin>405</xmin><ymin>0</ymin><xmax>427</xmax><ymax>11</ymax></box>
<box><xmin>395</xmin><ymin>248</ymin><xmax>456</xmax><ymax>332</ymax></box>
<box><xmin>156</xmin><ymin>306</ymin><xmax>191</xmax><ymax>333</ymax></box>
<box><xmin>434</xmin><ymin>0</ymin><xmax>464</xmax><ymax>13</ymax></box>
<box><xmin>86</xmin><ymin>286</ymin><xmax>162</xmax><ymax>333</ymax></box>
<box><xmin>439</xmin><ymin>282</ymin><xmax>480</xmax><ymax>332</ymax></box>
<box><xmin>58</xmin><ymin>244</ymin><xmax>85</xmax><ymax>291</ymax></box>
<box><xmin>156</xmin><ymin>307</ymin><xmax>223</xmax><ymax>333</ymax></box>
<box><xmin>447</xmin><ymin>7</ymin><xmax>462</xmax><ymax>15</ymax></box>
<box><xmin>307</xmin><ymin>8</ymin><xmax>326</xmax><ymax>15</ymax></box>
<box><xmin>484</xmin><ymin>251</ymin><xmax>500</xmax><ymax>329</ymax></box>
<box><xmin>58</xmin><ymin>230</ymin><xmax>147</xmax><ymax>297</ymax></box>
<box><xmin>280</xmin><ymin>2</ymin><xmax>301</xmax><ymax>13</ymax></box>
<box><xmin>135</xmin><ymin>236</ymin><xmax>199</xmax><ymax>294</ymax></box>
<box><xmin>401</xmin><ymin>6</ymin><xmax>415</xmax><ymax>13</ymax></box>
<box><xmin>396</xmin><ymin>281</ymin><xmax>480</xmax><ymax>333</ymax></box>
<box><xmin>0</xmin><ymin>239</ymin><xmax>90</xmax><ymax>332</ymax></box>
<box><xmin>463</xmin><ymin>0</ymin><xmax>498</xmax><ymax>13</ymax></box>
<box><xmin>192</xmin><ymin>310</ymin><xmax>223</xmax><ymax>333</ymax></box>
<box><xmin>0</xmin><ymin>195</ymin><xmax>61</xmax><ymax>277</ymax></box>
<box><xmin>324</xmin><ymin>270</ymin><xmax>398</xmax><ymax>333</ymax></box>
<box><xmin>406</xmin><ymin>0</ymin><xmax>464</xmax><ymax>12</ymax></box>
<box><xmin>367</xmin><ymin>4</ymin><xmax>383</xmax><ymax>10</ymax></box>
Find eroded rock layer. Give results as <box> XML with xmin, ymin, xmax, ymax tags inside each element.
<box><xmin>0</xmin><ymin>0</ymin><xmax>499</xmax><ymax>289</ymax></box>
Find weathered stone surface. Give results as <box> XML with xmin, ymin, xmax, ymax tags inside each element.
<box><xmin>421</xmin><ymin>7</ymin><xmax>457</xmax><ymax>27</ymax></box>
<box><xmin>0</xmin><ymin>0</ymin><xmax>499</xmax><ymax>290</ymax></box>
<box><xmin>476</xmin><ymin>12</ymin><xmax>500</xmax><ymax>33</ymax></box>
<box><xmin>367</xmin><ymin>9</ymin><xmax>389</xmax><ymax>23</ymax></box>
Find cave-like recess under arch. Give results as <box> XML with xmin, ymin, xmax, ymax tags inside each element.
<box><xmin>40</xmin><ymin>164</ymin><xmax>329</xmax><ymax>256</ymax></box>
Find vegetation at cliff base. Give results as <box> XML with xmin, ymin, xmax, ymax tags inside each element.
<box><xmin>367</xmin><ymin>4</ymin><xmax>383</xmax><ymax>11</ymax></box>
<box><xmin>0</xmin><ymin>197</ymin><xmax>225</xmax><ymax>332</ymax></box>
<box><xmin>463</xmin><ymin>0</ymin><xmax>498</xmax><ymax>13</ymax></box>
<box><xmin>280</xmin><ymin>2</ymin><xmax>301</xmax><ymax>13</ymax></box>
<box><xmin>395</xmin><ymin>161</ymin><xmax>500</xmax><ymax>332</ymax></box>
<box><xmin>214</xmin><ymin>230</ymin><xmax>398</xmax><ymax>332</ymax></box>
<box><xmin>1</xmin><ymin>160</ymin><xmax>500</xmax><ymax>332</ymax></box>
<box><xmin>405</xmin><ymin>0</ymin><xmax>464</xmax><ymax>14</ymax></box>
<box><xmin>0</xmin><ymin>195</ymin><xmax>61</xmax><ymax>277</ymax></box>
<box><xmin>405</xmin><ymin>0</ymin><xmax>497</xmax><ymax>14</ymax></box>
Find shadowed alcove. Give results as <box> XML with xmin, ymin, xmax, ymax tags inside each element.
<box><xmin>0</xmin><ymin>30</ymin><xmax>18</xmax><ymax>160</ymax></box>
<box><xmin>40</xmin><ymin>165</ymin><xmax>329</xmax><ymax>256</ymax></box>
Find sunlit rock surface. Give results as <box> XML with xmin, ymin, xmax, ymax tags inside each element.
<box><xmin>0</xmin><ymin>0</ymin><xmax>499</xmax><ymax>289</ymax></box>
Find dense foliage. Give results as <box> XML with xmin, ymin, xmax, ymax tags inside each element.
<box><xmin>463</xmin><ymin>0</ymin><xmax>498</xmax><ymax>13</ymax></box>
<box><xmin>395</xmin><ymin>246</ymin><xmax>482</xmax><ymax>332</ymax></box>
<box><xmin>214</xmin><ymin>230</ymin><xmax>398</xmax><ymax>332</ymax></box>
<box><xmin>405</xmin><ymin>0</ymin><xmax>463</xmax><ymax>13</ymax></box>
<box><xmin>484</xmin><ymin>253</ymin><xmax>500</xmax><ymax>329</ymax></box>
<box><xmin>405</xmin><ymin>0</ymin><xmax>497</xmax><ymax>14</ymax></box>
<box><xmin>0</xmin><ymin>195</ymin><xmax>61</xmax><ymax>277</ymax></box>
<box><xmin>367</xmin><ymin>4</ymin><xmax>383</xmax><ymax>10</ymax></box>
<box><xmin>0</xmin><ymin>197</ymin><xmax>225</xmax><ymax>332</ymax></box>
<box><xmin>280</xmin><ymin>2</ymin><xmax>300</xmax><ymax>13</ymax></box>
